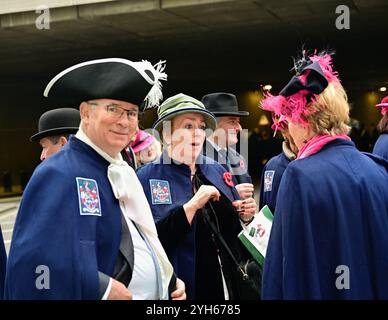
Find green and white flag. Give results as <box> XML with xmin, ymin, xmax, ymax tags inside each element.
<box><xmin>238</xmin><ymin>205</ymin><xmax>273</xmax><ymax>267</ymax></box>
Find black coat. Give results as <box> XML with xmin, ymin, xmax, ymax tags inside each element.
<box><xmin>203</xmin><ymin>142</ymin><xmax>252</xmax><ymax>185</ymax></box>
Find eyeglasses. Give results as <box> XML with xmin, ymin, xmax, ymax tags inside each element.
<box><xmin>87</xmin><ymin>102</ymin><xmax>138</xmax><ymax>120</ymax></box>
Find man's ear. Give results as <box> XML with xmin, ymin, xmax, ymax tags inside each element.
<box><xmin>79</xmin><ymin>102</ymin><xmax>90</xmax><ymax>123</ymax></box>
<box><xmin>59</xmin><ymin>136</ymin><xmax>68</xmax><ymax>147</ymax></box>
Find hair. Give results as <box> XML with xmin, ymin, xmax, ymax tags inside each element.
<box><xmin>377</xmin><ymin>113</ymin><xmax>388</xmax><ymax>134</ymax></box>
<box><xmin>47</xmin><ymin>134</ymin><xmax>70</xmax><ymax>144</ymax></box>
<box><xmin>305</xmin><ymin>82</ymin><xmax>350</xmax><ymax>135</ymax></box>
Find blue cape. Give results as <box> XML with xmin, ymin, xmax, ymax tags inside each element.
<box><xmin>137</xmin><ymin>153</ymin><xmax>240</xmax><ymax>298</ymax></box>
<box><xmin>262</xmin><ymin>139</ymin><xmax>388</xmax><ymax>299</ymax></box>
<box><xmin>373</xmin><ymin>133</ymin><xmax>388</xmax><ymax>161</ymax></box>
<box><xmin>0</xmin><ymin>226</ymin><xmax>6</xmax><ymax>299</ymax></box>
<box><xmin>259</xmin><ymin>151</ymin><xmax>291</xmax><ymax>213</ymax></box>
<box><xmin>5</xmin><ymin>137</ymin><xmax>122</xmax><ymax>299</ymax></box>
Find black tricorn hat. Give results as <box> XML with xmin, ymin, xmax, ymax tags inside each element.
<box><xmin>201</xmin><ymin>92</ymin><xmax>249</xmax><ymax>117</ymax></box>
<box><xmin>43</xmin><ymin>58</ymin><xmax>167</xmax><ymax>111</ymax></box>
<box><xmin>30</xmin><ymin>108</ymin><xmax>80</xmax><ymax>142</ymax></box>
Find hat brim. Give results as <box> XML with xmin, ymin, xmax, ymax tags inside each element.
<box><xmin>30</xmin><ymin>127</ymin><xmax>79</xmax><ymax>142</ymax></box>
<box><xmin>153</xmin><ymin>107</ymin><xmax>217</xmax><ymax>134</ymax></box>
<box><xmin>376</xmin><ymin>103</ymin><xmax>388</xmax><ymax>108</ymax></box>
<box><xmin>211</xmin><ymin>111</ymin><xmax>249</xmax><ymax>117</ymax></box>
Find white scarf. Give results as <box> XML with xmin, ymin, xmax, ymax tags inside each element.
<box><xmin>75</xmin><ymin>129</ymin><xmax>174</xmax><ymax>299</ymax></box>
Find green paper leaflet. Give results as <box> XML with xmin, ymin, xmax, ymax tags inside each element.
<box><xmin>238</xmin><ymin>205</ymin><xmax>273</xmax><ymax>267</ymax></box>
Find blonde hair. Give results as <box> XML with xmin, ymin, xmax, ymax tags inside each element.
<box><xmin>306</xmin><ymin>82</ymin><xmax>350</xmax><ymax>135</ymax></box>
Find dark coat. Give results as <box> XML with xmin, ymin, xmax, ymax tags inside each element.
<box><xmin>373</xmin><ymin>133</ymin><xmax>388</xmax><ymax>161</ymax></box>
<box><xmin>0</xmin><ymin>226</ymin><xmax>6</xmax><ymax>299</ymax></box>
<box><xmin>203</xmin><ymin>141</ymin><xmax>252</xmax><ymax>185</ymax></box>
<box><xmin>262</xmin><ymin>139</ymin><xmax>388</xmax><ymax>299</ymax></box>
<box><xmin>259</xmin><ymin>150</ymin><xmax>292</xmax><ymax>213</ymax></box>
<box><xmin>137</xmin><ymin>153</ymin><xmax>251</xmax><ymax>300</ymax></box>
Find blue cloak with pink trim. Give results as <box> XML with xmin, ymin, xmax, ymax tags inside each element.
<box><xmin>262</xmin><ymin>139</ymin><xmax>388</xmax><ymax>299</ymax></box>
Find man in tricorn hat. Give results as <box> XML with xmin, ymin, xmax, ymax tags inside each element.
<box><xmin>202</xmin><ymin>92</ymin><xmax>254</xmax><ymax>205</ymax></box>
<box><xmin>5</xmin><ymin>58</ymin><xmax>185</xmax><ymax>300</ymax></box>
<box><xmin>30</xmin><ymin>108</ymin><xmax>80</xmax><ymax>161</ymax></box>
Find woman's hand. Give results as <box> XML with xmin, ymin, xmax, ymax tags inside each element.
<box><xmin>232</xmin><ymin>197</ymin><xmax>257</xmax><ymax>224</ymax></box>
<box><xmin>235</xmin><ymin>183</ymin><xmax>254</xmax><ymax>200</ymax></box>
<box><xmin>183</xmin><ymin>185</ymin><xmax>221</xmax><ymax>224</ymax></box>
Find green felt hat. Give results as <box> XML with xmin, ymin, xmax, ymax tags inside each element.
<box><xmin>153</xmin><ymin>93</ymin><xmax>217</xmax><ymax>132</ymax></box>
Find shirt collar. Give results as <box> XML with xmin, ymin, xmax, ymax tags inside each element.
<box><xmin>208</xmin><ymin>139</ymin><xmax>227</xmax><ymax>153</ymax></box>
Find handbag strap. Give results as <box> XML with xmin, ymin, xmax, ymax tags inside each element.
<box><xmin>192</xmin><ymin>173</ymin><xmax>248</xmax><ymax>279</ymax></box>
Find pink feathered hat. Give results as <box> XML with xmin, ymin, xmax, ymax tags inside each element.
<box><xmin>260</xmin><ymin>50</ymin><xmax>341</xmax><ymax>125</ymax></box>
<box><xmin>376</xmin><ymin>96</ymin><xmax>388</xmax><ymax>116</ymax></box>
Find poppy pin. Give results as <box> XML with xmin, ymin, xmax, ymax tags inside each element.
<box><xmin>223</xmin><ymin>171</ymin><xmax>234</xmax><ymax>187</ymax></box>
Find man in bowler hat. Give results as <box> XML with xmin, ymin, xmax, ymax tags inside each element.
<box><xmin>30</xmin><ymin>108</ymin><xmax>80</xmax><ymax>161</ymax></box>
<box><xmin>202</xmin><ymin>92</ymin><xmax>254</xmax><ymax>202</ymax></box>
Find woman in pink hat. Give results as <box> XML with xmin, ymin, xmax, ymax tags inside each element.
<box><xmin>260</xmin><ymin>50</ymin><xmax>388</xmax><ymax>299</ymax></box>
<box><xmin>130</xmin><ymin>130</ymin><xmax>161</xmax><ymax>167</ymax></box>
<box><xmin>372</xmin><ymin>96</ymin><xmax>388</xmax><ymax>160</ymax></box>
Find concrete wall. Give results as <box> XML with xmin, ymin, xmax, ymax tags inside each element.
<box><xmin>0</xmin><ymin>0</ymin><xmax>117</xmax><ymax>15</ymax></box>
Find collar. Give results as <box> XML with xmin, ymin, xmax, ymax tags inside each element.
<box><xmin>208</xmin><ymin>139</ymin><xmax>226</xmax><ymax>153</ymax></box>
<box><xmin>282</xmin><ymin>141</ymin><xmax>296</xmax><ymax>160</ymax></box>
<box><xmin>156</xmin><ymin>150</ymin><xmax>210</xmax><ymax>176</ymax></box>
<box><xmin>75</xmin><ymin>128</ymin><xmax>124</xmax><ymax>165</ymax></box>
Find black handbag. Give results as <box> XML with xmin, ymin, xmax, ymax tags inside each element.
<box><xmin>201</xmin><ymin>206</ymin><xmax>262</xmax><ymax>300</ymax></box>
<box><xmin>192</xmin><ymin>174</ymin><xmax>262</xmax><ymax>300</ymax></box>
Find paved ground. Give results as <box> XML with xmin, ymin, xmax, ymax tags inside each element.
<box><xmin>0</xmin><ymin>197</ymin><xmax>20</xmax><ymax>254</ymax></box>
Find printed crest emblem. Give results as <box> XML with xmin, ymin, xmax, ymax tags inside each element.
<box><xmin>240</xmin><ymin>159</ymin><xmax>245</xmax><ymax>168</ymax></box>
<box><xmin>150</xmin><ymin>179</ymin><xmax>172</xmax><ymax>205</ymax></box>
<box><xmin>264</xmin><ymin>170</ymin><xmax>275</xmax><ymax>192</ymax></box>
<box><xmin>76</xmin><ymin>177</ymin><xmax>101</xmax><ymax>216</ymax></box>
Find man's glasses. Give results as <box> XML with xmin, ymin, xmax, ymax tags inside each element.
<box><xmin>87</xmin><ymin>102</ymin><xmax>138</xmax><ymax>120</ymax></box>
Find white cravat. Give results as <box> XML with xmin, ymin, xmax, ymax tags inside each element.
<box><xmin>75</xmin><ymin>129</ymin><xmax>174</xmax><ymax>299</ymax></box>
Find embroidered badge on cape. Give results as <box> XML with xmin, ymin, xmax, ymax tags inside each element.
<box><xmin>76</xmin><ymin>177</ymin><xmax>102</xmax><ymax>216</ymax></box>
<box><xmin>150</xmin><ymin>179</ymin><xmax>172</xmax><ymax>205</ymax></box>
<box><xmin>264</xmin><ymin>170</ymin><xmax>275</xmax><ymax>192</ymax></box>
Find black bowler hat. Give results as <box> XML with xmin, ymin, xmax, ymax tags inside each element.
<box><xmin>43</xmin><ymin>58</ymin><xmax>167</xmax><ymax>111</ymax></box>
<box><xmin>30</xmin><ymin>108</ymin><xmax>80</xmax><ymax>142</ymax></box>
<box><xmin>201</xmin><ymin>92</ymin><xmax>249</xmax><ymax>117</ymax></box>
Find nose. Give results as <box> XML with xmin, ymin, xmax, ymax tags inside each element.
<box><xmin>235</xmin><ymin>122</ymin><xmax>242</xmax><ymax>132</ymax></box>
<box><xmin>194</xmin><ymin>127</ymin><xmax>205</xmax><ymax>136</ymax></box>
<box><xmin>40</xmin><ymin>150</ymin><xmax>46</xmax><ymax>161</ymax></box>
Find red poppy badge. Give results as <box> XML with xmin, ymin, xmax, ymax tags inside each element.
<box><xmin>223</xmin><ymin>172</ymin><xmax>234</xmax><ymax>187</ymax></box>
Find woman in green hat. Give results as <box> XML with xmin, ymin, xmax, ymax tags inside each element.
<box><xmin>137</xmin><ymin>93</ymin><xmax>258</xmax><ymax>300</ymax></box>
